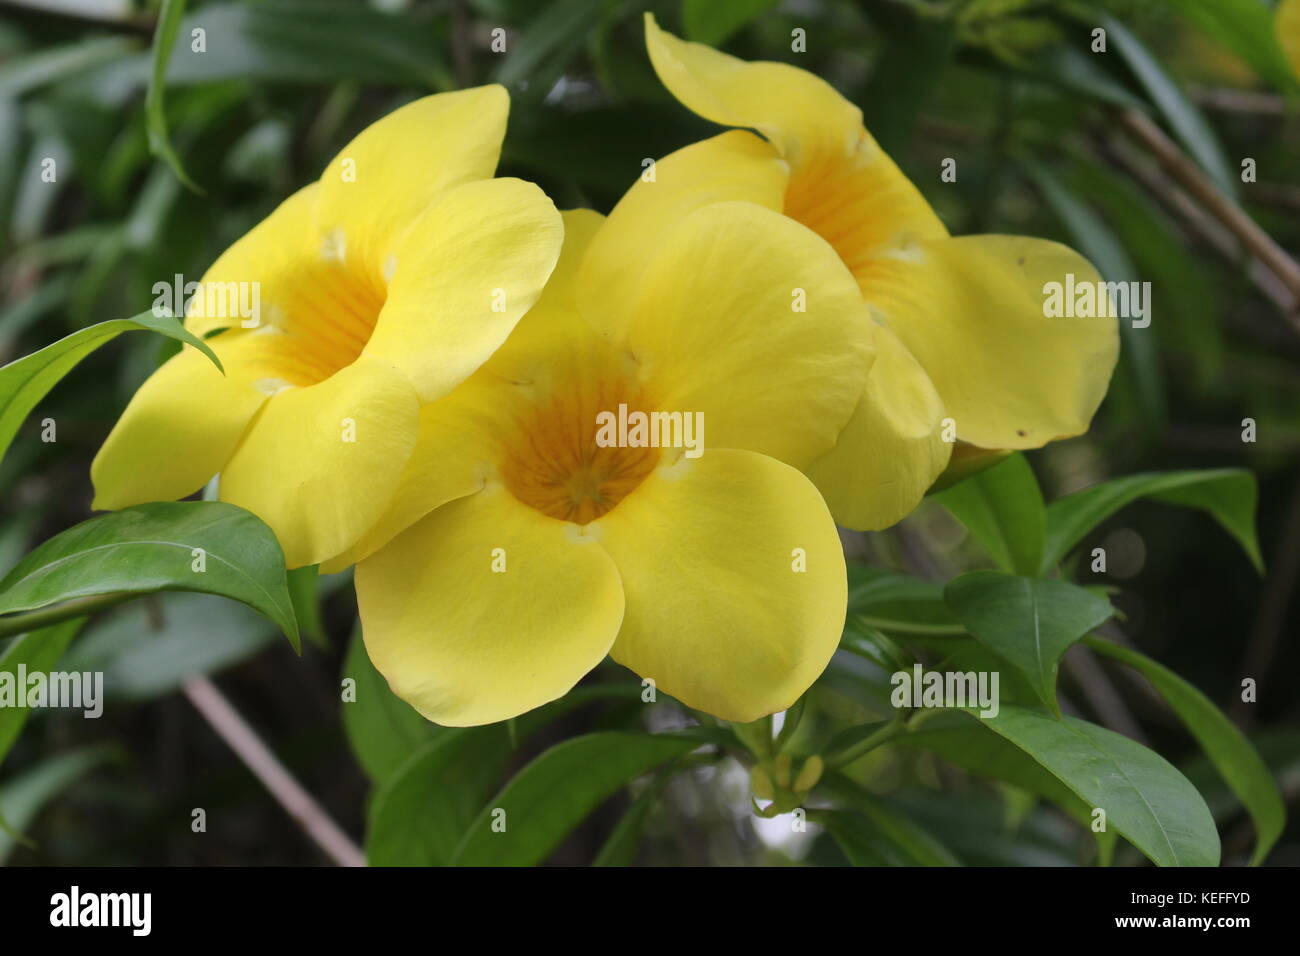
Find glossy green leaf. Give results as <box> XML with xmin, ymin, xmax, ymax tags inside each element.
<box><xmin>453</xmin><ymin>733</ymin><xmax>699</xmax><ymax>866</ymax></box>
<box><xmin>979</xmin><ymin>705</ymin><xmax>1220</xmax><ymax>867</ymax></box>
<box><xmin>1087</xmin><ymin>637</ymin><xmax>1284</xmax><ymax>865</ymax></box>
<box><xmin>0</xmin><ymin>619</ymin><xmax>81</xmax><ymax>770</ymax></box>
<box><xmin>0</xmin><ymin>502</ymin><xmax>298</xmax><ymax>648</ymax></box>
<box><xmin>367</xmin><ymin>727</ymin><xmax>512</xmax><ymax>867</ymax></box>
<box><xmin>944</xmin><ymin>572</ymin><xmax>1113</xmax><ymax>714</ymax></box>
<box><xmin>935</xmin><ymin>453</ymin><xmax>1046</xmax><ymax>575</ymax></box>
<box><xmin>0</xmin><ymin>311</ymin><xmax>220</xmax><ymax>469</ymax></box>
<box><xmin>341</xmin><ymin>627</ymin><xmax>439</xmax><ymax>784</ymax></box>
<box><xmin>902</xmin><ymin>712</ymin><xmax>1118</xmax><ymax>864</ymax></box>
<box><xmin>1040</xmin><ymin>469</ymin><xmax>1262</xmax><ymax>573</ymax></box>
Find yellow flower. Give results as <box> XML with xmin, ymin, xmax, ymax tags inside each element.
<box><xmin>91</xmin><ymin>87</ymin><xmax>563</xmax><ymax>568</ymax></box>
<box><xmin>602</xmin><ymin>15</ymin><xmax>1119</xmax><ymax>530</ymax></box>
<box><xmin>1279</xmin><ymin>0</ymin><xmax>1300</xmax><ymax>82</ymax></box>
<box><xmin>344</xmin><ymin>207</ymin><xmax>874</xmax><ymax>726</ymax></box>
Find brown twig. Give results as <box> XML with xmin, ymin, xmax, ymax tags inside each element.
<box><xmin>1099</xmin><ymin>130</ymin><xmax>1300</xmax><ymax>335</ymax></box>
<box><xmin>182</xmin><ymin>675</ymin><xmax>365</xmax><ymax>867</ymax></box>
<box><xmin>1113</xmin><ymin>109</ymin><xmax>1300</xmax><ymax>328</ymax></box>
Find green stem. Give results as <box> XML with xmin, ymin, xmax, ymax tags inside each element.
<box><xmin>0</xmin><ymin>592</ymin><xmax>133</xmax><ymax>639</ymax></box>
<box><xmin>824</xmin><ymin>715</ymin><xmax>906</xmax><ymax>770</ymax></box>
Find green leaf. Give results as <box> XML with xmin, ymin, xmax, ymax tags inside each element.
<box><xmin>0</xmin><ymin>502</ymin><xmax>298</xmax><ymax>648</ymax></box>
<box><xmin>1040</xmin><ymin>469</ymin><xmax>1262</xmax><ymax>573</ymax></box>
<box><xmin>847</xmin><ymin>566</ymin><xmax>962</xmax><ymax>635</ymax></box>
<box><xmin>812</xmin><ymin>795</ymin><xmax>960</xmax><ymax>867</ymax></box>
<box><xmin>978</xmin><ymin>705</ymin><xmax>1220</xmax><ymax>867</ymax></box>
<box><xmin>286</xmin><ymin>566</ymin><xmax>327</xmax><ymax>651</ymax></box>
<box><xmin>1087</xmin><ymin>637</ymin><xmax>1284</xmax><ymax>865</ymax></box>
<box><xmin>682</xmin><ymin>0</ymin><xmax>779</xmax><ymax>46</ymax></box>
<box><xmin>0</xmin><ymin>746</ymin><xmax>115</xmax><ymax>864</ymax></box>
<box><xmin>492</xmin><ymin>0</ymin><xmax>603</xmax><ymax>99</ymax></box>
<box><xmin>0</xmin><ymin>310</ymin><xmax>220</xmax><ymax>469</ymax></box>
<box><xmin>341</xmin><ymin>626</ymin><xmax>439</xmax><ymax>784</ymax></box>
<box><xmin>945</xmin><ymin>571</ymin><xmax>1114</xmax><ymax>715</ymax></box>
<box><xmin>453</xmin><ymin>732</ymin><xmax>699</xmax><ymax>866</ymax></box>
<box><xmin>146</xmin><ymin>0</ymin><xmax>201</xmax><ymax>192</ymax></box>
<box><xmin>934</xmin><ymin>453</ymin><xmax>1045</xmax><ymax>575</ymax></box>
<box><xmin>367</xmin><ymin>727</ymin><xmax>513</xmax><ymax>867</ymax></box>
<box><xmin>839</xmin><ymin>621</ymin><xmax>911</xmax><ymax>674</ymax></box>
<box><xmin>1103</xmin><ymin>14</ymin><xmax>1237</xmax><ymax>198</ymax></box>
<box><xmin>0</xmin><ymin>619</ymin><xmax>81</xmax><ymax>770</ymax></box>
<box><xmin>902</xmin><ymin>711</ymin><xmax>1118</xmax><ymax>864</ymax></box>
<box><xmin>159</xmin><ymin>2</ymin><xmax>452</xmax><ymax>88</ymax></box>
<box><xmin>0</xmin><ymin>37</ymin><xmax>135</xmax><ymax>99</ymax></box>
<box><xmin>592</xmin><ymin>773</ymin><xmax>670</xmax><ymax>867</ymax></box>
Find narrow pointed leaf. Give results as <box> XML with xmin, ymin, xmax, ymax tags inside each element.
<box><xmin>1041</xmin><ymin>469</ymin><xmax>1261</xmax><ymax>573</ymax></box>
<box><xmin>453</xmin><ymin>733</ymin><xmax>698</xmax><ymax>866</ymax></box>
<box><xmin>0</xmin><ymin>311</ymin><xmax>220</xmax><ymax>468</ymax></box>
<box><xmin>1087</xmin><ymin>636</ymin><xmax>1284</xmax><ymax>865</ymax></box>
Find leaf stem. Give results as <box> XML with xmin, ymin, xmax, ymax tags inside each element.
<box><xmin>824</xmin><ymin>715</ymin><xmax>906</xmax><ymax>770</ymax></box>
<box><xmin>0</xmin><ymin>592</ymin><xmax>133</xmax><ymax>639</ymax></box>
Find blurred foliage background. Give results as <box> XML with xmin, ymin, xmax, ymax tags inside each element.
<box><xmin>0</xmin><ymin>0</ymin><xmax>1297</xmax><ymax>866</ymax></box>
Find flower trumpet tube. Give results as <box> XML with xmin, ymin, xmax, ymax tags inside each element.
<box><xmin>347</xmin><ymin>207</ymin><xmax>874</xmax><ymax>726</ymax></box>
<box><xmin>91</xmin><ymin>86</ymin><xmax>563</xmax><ymax>568</ymax></box>
<box><xmin>590</xmin><ymin>15</ymin><xmax>1120</xmax><ymax>531</ymax></box>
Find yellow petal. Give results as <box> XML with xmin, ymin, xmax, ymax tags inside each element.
<box><xmin>220</xmin><ymin>355</ymin><xmax>420</xmax><ymax>568</ymax></box>
<box><xmin>91</xmin><ymin>330</ymin><xmax>301</xmax><ymax>509</ymax></box>
<box><xmin>315</xmin><ymin>86</ymin><xmax>510</xmax><ymax>292</ymax></box>
<box><xmin>355</xmin><ymin>485</ymin><xmax>624</xmax><ymax>726</ymax></box>
<box><xmin>363</xmin><ymin>176</ymin><xmax>563</xmax><ymax>403</ymax></box>
<box><xmin>592</xmin><ymin>200</ymin><xmax>873</xmax><ymax>468</ymax></box>
<box><xmin>577</xmin><ymin>131</ymin><xmax>786</xmax><ymax>320</ymax></box>
<box><xmin>643</xmin><ymin>16</ymin><xmax>945</xmax><ymax>282</ymax></box>
<box><xmin>593</xmin><ymin>449</ymin><xmax>845</xmax><ymax>722</ymax></box>
<box><xmin>323</xmin><ymin>209</ymin><xmax>607</xmax><ymax>574</ymax></box>
<box><xmin>183</xmin><ymin>183</ymin><xmax>319</xmax><ymax>339</ymax></box>
<box><xmin>644</xmin><ymin>13</ymin><xmax>859</xmax><ymax>169</ymax></box>
<box><xmin>805</xmin><ymin>325</ymin><xmax>951</xmax><ymax>530</ymax></box>
<box><xmin>862</xmin><ymin>236</ymin><xmax>1119</xmax><ymax>450</ymax></box>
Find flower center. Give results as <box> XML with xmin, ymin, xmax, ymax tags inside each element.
<box><xmin>781</xmin><ymin>139</ymin><xmax>937</xmax><ymax>292</ymax></box>
<box><xmin>783</xmin><ymin>155</ymin><xmax>880</xmax><ymax>283</ymax></box>
<box><xmin>499</xmin><ymin>371</ymin><xmax>660</xmax><ymax>524</ymax></box>
<box><xmin>275</xmin><ymin>251</ymin><xmax>386</xmax><ymax>386</ymax></box>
